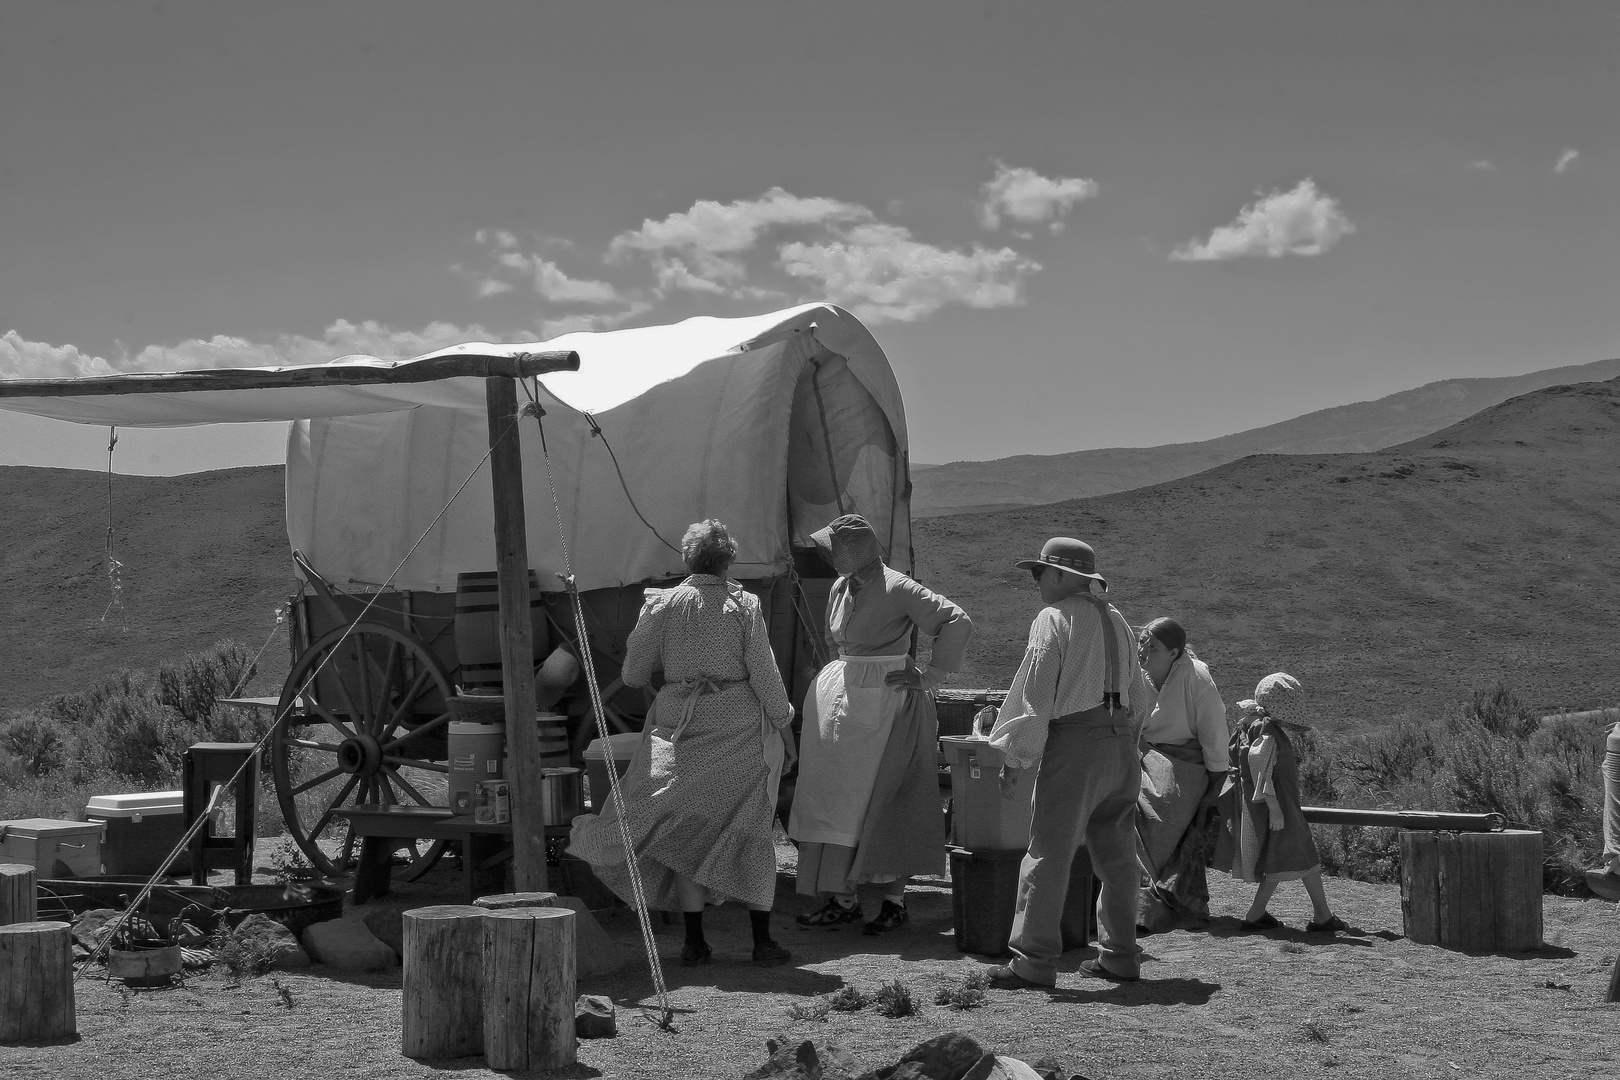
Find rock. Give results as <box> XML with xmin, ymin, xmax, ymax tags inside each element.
<box><xmin>961</xmin><ymin>1057</ymin><xmax>1044</xmax><ymax>1080</ymax></box>
<box><xmin>357</xmin><ymin>905</ymin><xmax>404</xmax><ymax>960</ymax></box>
<box><xmin>230</xmin><ymin>913</ymin><xmax>310</xmax><ymax>971</ymax></box>
<box><xmin>858</xmin><ymin>1065</ymin><xmax>933</xmax><ymax>1080</ymax></box>
<box><xmin>300</xmin><ymin>914</ymin><xmax>397</xmax><ymax>971</ymax></box>
<box><xmin>551</xmin><ymin>895</ymin><xmax>628</xmax><ymax>978</ymax></box>
<box><xmin>575</xmin><ymin>993</ymin><xmax>616</xmax><ymax>1039</ymax></box>
<box><xmin>71</xmin><ymin>908</ymin><xmax>156</xmax><ymax>952</ymax></box>
<box><xmin>873</xmin><ymin>1032</ymin><xmax>988</xmax><ymax>1080</ymax></box>
<box><xmin>744</xmin><ymin>1038</ymin><xmax>861</xmax><ymax>1080</ymax></box>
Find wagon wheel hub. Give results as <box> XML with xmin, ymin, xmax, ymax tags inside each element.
<box><xmin>337</xmin><ymin>733</ymin><xmax>383</xmax><ymax>776</ymax></box>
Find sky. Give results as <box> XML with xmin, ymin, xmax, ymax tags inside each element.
<box><xmin>1</xmin><ymin>0</ymin><xmax>1616</xmax><ymax>474</ymax></box>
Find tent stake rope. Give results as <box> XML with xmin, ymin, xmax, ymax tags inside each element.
<box><xmin>522</xmin><ymin>384</ymin><xmax>676</xmax><ymax>1032</ymax></box>
<box><xmin>75</xmin><ymin>413</ymin><xmax>525</xmax><ymax>980</ymax></box>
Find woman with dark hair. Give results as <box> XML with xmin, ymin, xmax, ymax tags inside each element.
<box><xmin>789</xmin><ymin>513</ymin><xmax>972</xmax><ymax>935</ymax></box>
<box><xmin>1135</xmin><ymin>617</ymin><xmax>1230</xmax><ymax>932</ymax></box>
<box><xmin>568</xmin><ymin>519</ymin><xmax>798</xmax><ymax>967</ymax></box>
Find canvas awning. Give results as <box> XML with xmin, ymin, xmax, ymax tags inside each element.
<box><xmin>0</xmin><ymin>304</ymin><xmax>913</xmax><ymax>591</ymax></box>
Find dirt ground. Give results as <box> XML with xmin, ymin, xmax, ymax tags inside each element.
<box><xmin>6</xmin><ymin>855</ymin><xmax>1620</xmax><ymax>1080</ymax></box>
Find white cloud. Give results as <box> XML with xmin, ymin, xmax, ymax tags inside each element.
<box><xmin>475</xmin><ymin>228</ymin><xmax>519</xmax><ymax>249</ymax></box>
<box><xmin>1555</xmin><ymin>148</ymin><xmax>1580</xmax><ymax>173</ymax></box>
<box><xmin>1</xmin><ymin>320</ymin><xmax>503</xmax><ymax>380</ymax></box>
<box><xmin>1467</xmin><ymin>159</ymin><xmax>1497</xmax><ymax>171</ymax></box>
<box><xmin>779</xmin><ymin>222</ymin><xmax>1039</xmax><ymax>324</ymax></box>
<box><xmin>0</xmin><ymin>330</ymin><xmax>121</xmax><ymax>379</ymax></box>
<box><xmin>476</xmin><ymin>278</ymin><xmax>515</xmax><ymax>298</ymax></box>
<box><xmin>539</xmin><ymin>303</ymin><xmax>654</xmax><ymax>340</ymax></box>
<box><xmin>978</xmin><ymin>163</ymin><xmax>1098</xmax><ymax>232</ymax></box>
<box><xmin>1170</xmin><ymin>178</ymin><xmax>1354</xmax><ymax>262</ymax></box>
<box><xmin>654</xmin><ymin>258</ymin><xmax>732</xmax><ymax>296</ymax></box>
<box><xmin>533</xmin><ymin>259</ymin><xmax>620</xmax><ymax>305</ymax></box>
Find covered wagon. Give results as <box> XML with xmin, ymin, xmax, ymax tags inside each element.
<box><xmin>0</xmin><ymin>303</ymin><xmax>917</xmax><ymax>878</ymax></box>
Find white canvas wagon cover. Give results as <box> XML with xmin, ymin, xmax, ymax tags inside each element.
<box><xmin>0</xmin><ymin>304</ymin><xmax>913</xmax><ymax>591</ymax></box>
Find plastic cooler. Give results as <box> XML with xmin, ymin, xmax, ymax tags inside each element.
<box><xmin>0</xmin><ymin>818</ymin><xmax>104</xmax><ymax>878</ymax></box>
<box><xmin>86</xmin><ymin>791</ymin><xmax>189</xmax><ymax>875</ymax></box>
<box><xmin>448</xmin><ymin>721</ymin><xmax>505</xmax><ymax>814</ymax></box>
<box><xmin>583</xmin><ymin>732</ymin><xmax>643</xmax><ymax>812</ymax></box>
<box><xmin>939</xmin><ymin>735</ymin><xmax>1035</xmax><ymax>849</ymax></box>
<box><xmin>949</xmin><ymin>845</ymin><xmax>1099</xmax><ymax>956</ymax></box>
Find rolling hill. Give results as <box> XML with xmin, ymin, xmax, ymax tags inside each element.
<box><xmin>912</xmin><ymin>356</ymin><xmax>1620</xmax><ymax>516</ymax></box>
<box><xmin>913</xmin><ymin>376</ymin><xmax>1620</xmax><ymax>730</ymax></box>
<box><xmin>2</xmin><ymin>377</ymin><xmax>1617</xmax><ymax>732</ymax></box>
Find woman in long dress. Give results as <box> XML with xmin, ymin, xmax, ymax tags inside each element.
<box><xmin>568</xmin><ymin>519</ymin><xmax>797</xmax><ymax>966</ymax></box>
<box><xmin>789</xmin><ymin>513</ymin><xmax>972</xmax><ymax>934</ymax></box>
<box><xmin>1134</xmin><ymin>617</ymin><xmax>1229</xmax><ymax>932</ymax></box>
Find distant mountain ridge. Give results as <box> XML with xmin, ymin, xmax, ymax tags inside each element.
<box><xmin>912</xmin><ymin>357</ymin><xmax>1620</xmax><ymax>516</ymax></box>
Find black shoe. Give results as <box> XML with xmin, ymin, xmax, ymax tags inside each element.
<box><xmin>1079</xmin><ymin>958</ymin><xmax>1139</xmax><ymax>983</ymax></box>
<box><xmin>863</xmin><ymin>899</ymin><xmax>909</xmax><ymax>936</ymax></box>
<box><xmin>680</xmin><ymin>941</ymin><xmax>712</xmax><ymax>966</ymax></box>
<box><xmin>752</xmin><ymin>939</ymin><xmax>792</xmax><ymax>967</ymax></box>
<box><xmin>796</xmin><ymin>897</ymin><xmax>863</xmax><ymax>928</ymax></box>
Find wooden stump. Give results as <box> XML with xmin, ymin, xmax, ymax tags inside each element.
<box><xmin>1400</xmin><ymin>829</ymin><xmax>1543</xmax><ymax>952</ymax></box>
<box><xmin>483</xmin><ymin>907</ymin><xmax>576</xmax><ymax>1072</ymax></box>
<box><xmin>473</xmin><ymin>891</ymin><xmax>559</xmax><ymax>911</ymax></box>
<box><xmin>401</xmin><ymin>905</ymin><xmax>488</xmax><ymax>1060</ymax></box>
<box><xmin>0</xmin><ymin>921</ymin><xmax>76</xmax><ymax>1042</ymax></box>
<box><xmin>0</xmin><ymin>864</ymin><xmax>36</xmax><ymax>926</ymax></box>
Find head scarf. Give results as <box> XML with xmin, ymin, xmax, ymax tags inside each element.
<box><xmin>812</xmin><ymin>514</ymin><xmax>885</xmax><ymax>579</ymax></box>
<box><xmin>1237</xmin><ymin>671</ymin><xmax>1310</xmax><ymax>730</ymax></box>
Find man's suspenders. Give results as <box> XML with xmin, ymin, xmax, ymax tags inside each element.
<box><xmin>1079</xmin><ymin>595</ymin><xmax>1124</xmax><ymax>713</ymax></box>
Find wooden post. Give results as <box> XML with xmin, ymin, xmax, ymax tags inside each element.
<box><xmin>401</xmin><ymin>905</ymin><xmax>488</xmax><ymax>1060</ymax></box>
<box><xmin>0</xmin><ymin>864</ymin><xmax>36</xmax><ymax>926</ymax></box>
<box><xmin>0</xmin><ymin>922</ymin><xmax>76</xmax><ymax>1042</ymax></box>
<box><xmin>482</xmin><ymin>907</ymin><xmax>576</xmax><ymax>1072</ymax></box>
<box><xmin>486</xmin><ymin>376</ymin><xmax>548</xmax><ymax>894</ymax></box>
<box><xmin>1399</xmin><ymin>829</ymin><xmax>1543</xmax><ymax>952</ymax></box>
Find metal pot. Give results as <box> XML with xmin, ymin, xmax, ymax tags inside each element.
<box><xmin>540</xmin><ymin>767</ymin><xmax>585</xmax><ymax>826</ymax></box>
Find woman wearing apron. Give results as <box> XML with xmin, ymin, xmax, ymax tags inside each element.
<box><xmin>789</xmin><ymin>513</ymin><xmax>973</xmax><ymax>934</ymax></box>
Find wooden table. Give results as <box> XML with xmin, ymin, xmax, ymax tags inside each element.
<box><xmin>333</xmin><ymin>805</ymin><xmax>520</xmax><ymax>904</ymax></box>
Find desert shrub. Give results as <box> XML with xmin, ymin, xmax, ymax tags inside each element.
<box><xmin>872</xmin><ymin>980</ymin><xmax>914</xmax><ymax>1018</ymax></box>
<box><xmin>1302</xmin><ymin>685</ymin><xmax>1611</xmax><ymax>894</ymax></box>
<box><xmin>827</xmin><ymin>985</ymin><xmax>867</xmax><ymax>1012</ymax></box>
<box><xmin>211</xmin><ymin>925</ymin><xmax>275</xmax><ymax>978</ymax></box>
<box><xmin>1</xmin><ymin>714</ymin><xmax>66</xmax><ymax>775</ymax></box>
<box><xmin>784</xmin><ymin>998</ymin><xmax>831</xmax><ymax>1022</ymax></box>
<box><xmin>933</xmin><ymin>968</ymin><xmax>988</xmax><ymax>1010</ymax></box>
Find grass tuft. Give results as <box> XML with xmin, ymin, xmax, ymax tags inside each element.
<box><xmin>827</xmin><ymin>985</ymin><xmax>867</xmax><ymax>1012</ymax></box>
<box><xmin>872</xmin><ymin>980</ymin><xmax>914</xmax><ymax>1018</ymax></box>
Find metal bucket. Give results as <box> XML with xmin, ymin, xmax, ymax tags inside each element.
<box><xmin>540</xmin><ymin>767</ymin><xmax>585</xmax><ymax>826</ymax></box>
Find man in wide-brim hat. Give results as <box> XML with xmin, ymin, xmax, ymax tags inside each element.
<box><xmin>985</xmin><ymin>537</ymin><xmax>1148</xmax><ymax>986</ymax></box>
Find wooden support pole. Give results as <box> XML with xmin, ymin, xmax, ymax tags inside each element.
<box><xmin>0</xmin><ymin>922</ymin><xmax>76</xmax><ymax>1042</ymax></box>
<box><xmin>486</xmin><ymin>376</ymin><xmax>548</xmax><ymax>894</ymax></box>
<box><xmin>0</xmin><ymin>864</ymin><xmax>36</xmax><ymax>926</ymax></box>
<box><xmin>401</xmin><ymin>905</ymin><xmax>488</xmax><ymax>1060</ymax></box>
<box><xmin>483</xmin><ymin>908</ymin><xmax>576</xmax><ymax>1072</ymax></box>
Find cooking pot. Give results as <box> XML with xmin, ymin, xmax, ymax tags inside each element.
<box><xmin>540</xmin><ymin>767</ymin><xmax>585</xmax><ymax>826</ymax></box>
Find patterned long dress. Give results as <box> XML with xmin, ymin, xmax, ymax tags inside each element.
<box><xmin>567</xmin><ymin>575</ymin><xmax>794</xmax><ymax>910</ymax></box>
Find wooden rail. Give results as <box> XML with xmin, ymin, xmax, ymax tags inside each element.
<box><xmin>1301</xmin><ymin>806</ymin><xmax>1505</xmax><ymax>832</ymax></box>
<box><xmin>0</xmin><ymin>350</ymin><xmax>580</xmax><ymax>397</ymax></box>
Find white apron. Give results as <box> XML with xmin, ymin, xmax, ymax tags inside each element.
<box><xmin>788</xmin><ymin>652</ymin><xmax>910</xmax><ymax>848</ymax></box>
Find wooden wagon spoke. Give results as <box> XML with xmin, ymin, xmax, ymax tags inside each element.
<box><xmin>289</xmin><ymin>766</ymin><xmax>343</xmax><ymax>797</ymax></box>
<box><xmin>383</xmin><ymin>766</ymin><xmax>434</xmax><ymax>807</ymax></box>
<box><xmin>379</xmin><ymin>667</ymin><xmax>437</xmax><ymax>736</ymax></box>
<box><xmin>382</xmin><ymin>710</ymin><xmax>450</xmax><ymax>752</ymax></box>
<box><xmin>339</xmin><ymin>827</ymin><xmax>358</xmax><ymax>871</ymax></box>
<box><xmin>370</xmin><ymin>636</ymin><xmax>405</xmax><ymax>733</ymax></box>
<box><xmin>305</xmin><ymin>694</ymin><xmax>360</xmax><ymax>743</ymax></box>
<box><xmin>347</xmin><ymin>639</ymin><xmax>380</xmax><ymax>732</ymax></box>
<box><xmin>383</xmin><ymin>755</ymin><xmax>448</xmax><ymax>773</ymax></box>
<box><xmin>283</xmin><ymin>738</ymin><xmax>341</xmax><ymax>753</ymax></box>
<box><xmin>306</xmin><ymin>773</ymin><xmax>361</xmax><ymax>841</ymax></box>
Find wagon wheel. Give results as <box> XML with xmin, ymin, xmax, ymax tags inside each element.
<box><xmin>272</xmin><ymin>620</ymin><xmax>455</xmax><ymax>881</ymax></box>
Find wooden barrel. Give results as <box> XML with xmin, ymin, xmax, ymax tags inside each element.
<box><xmin>1399</xmin><ymin>828</ymin><xmax>1543</xmax><ymax>952</ymax></box>
<box><xmin>0</xmin><ymin>921</ymin><xmax>76</xmax><ymax>1041</ymax></box>
<box><xmin>455</xmin><ymin>571</ymin><xmax>548</xmax><ymax>693</ymax></box>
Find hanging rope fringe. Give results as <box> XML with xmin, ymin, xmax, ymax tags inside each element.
<box><xmin>521</xmin><ymin>382</ymin><xmax>676</xmax><ymax>1031</ymax></box>
<box><xmin>77</xmin><ymin>414</ymin><xmax>525</xmax><ymax>980</ymax></box>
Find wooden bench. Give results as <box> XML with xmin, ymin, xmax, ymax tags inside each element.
<box><xmin>333</xmin><ymin>805</ymin><xmax>518</xmax><ymax>904</ymax></box>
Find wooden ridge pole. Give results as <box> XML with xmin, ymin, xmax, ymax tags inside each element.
<box><xmin>487</xmin><ymin>376</ymin><xmax>548</xmax><ymax>893</ymax></box>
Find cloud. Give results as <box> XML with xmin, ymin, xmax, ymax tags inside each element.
<box><xmin>474</xmin><ymin>228</ymin><xmax>520</xmax><ymax>250</ymax></box>
<box><xmin>1467</xmin><ymin>159</ymin><xmax>1498</xmax><ymax>171</ymax></box>
<box><xmin>476</xmin><ymin>278</ymin><xmax>515</xmax><ymax>298</ymax></box>
<box><xmin>1170</xmin><ymin>178</ymin><xmax>1354</xmax><ymax>262</ymax></box>
<box><xmin>1555</xmin><ymin>148</ymin><xmax>1579</xmax><ymax>173</ymax></box>
<box><xmin>779</xmin><ymin>222</ymin><xmax>1039</xmax><ymax>324</ymax></box>
<box><xmin>539</xmin><ymin>303</ymin><xmax>654</xmax><ymax>340</ymax></box>
<box><xmin>608</xmin><ymin>187</ymin><xmax>873</xmax><ymax>290</ymax></box>
<box><xmin>1</xmin><ymin>320</ymin><xmax>504</xmax><ymax>381</ymax></box>
<box><xmin>532</xmin><ymin>259</ymin><xmax>620</xmax><ymax>304</ymax></box>
<box><xmin>978</xmin><ymin>162</ymin><xmax>1098</xmax><ymax>232</ymax></box>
